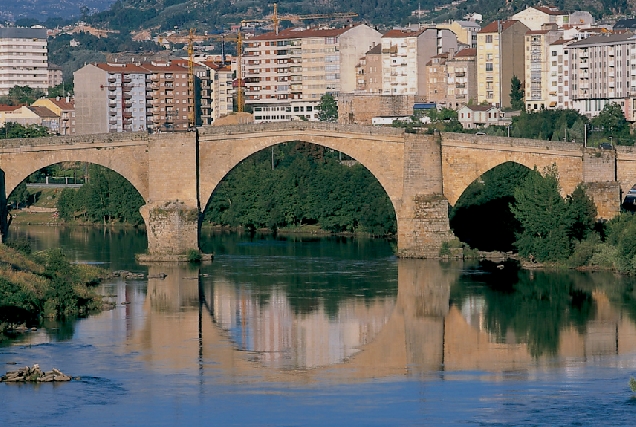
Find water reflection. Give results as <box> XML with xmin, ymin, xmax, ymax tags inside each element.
<box><xmin>5</xmin><ymin>226</ymin><xmax>636</xmax><ymax>380</ymax></box>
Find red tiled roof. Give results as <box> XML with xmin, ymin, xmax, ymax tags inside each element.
<box><xmin>249</xmin><ymin>26</ymin><xmax>353</xmax><ymax>41</ymax></box>
<box><xmin>465</xmin><ymin>105</ymin><xmax>497</xmax><ymax>111</ymax></box>
<box><xmin>140</xmin><ymin>62</ymin><xmax>188</xmax><ymax>72</ymax></box>
<box><xmin>479</xmin><ymin>20</ymin><xmax>521</xmax><ymax>34</ymax></box>
<box><xmin>47</xmin><ymin>98</ymin><xmax>74</xmax><ymax>110</ymax></box>
<box><xmin>454</xmin><ymin>48</ymin><xmax>476</xmax><ymax>57</ymax></box>
<box><xmin>382</xmin><ymin>29</ymin><xmax>423</xmax><ymax>38</ymax></box>
<box><xmin>201</xmin><ymin>61</ymin><xmax>231</xmax><ymax>71</ymax></box>
<box><xmin>0</xmin><ymin>105</ymin><xmax>20</xmax><ymax>112</ymax></box>
<box><xmin>28</xmin><ymin>106</ymin><xmax>58</xmax><ymax>118</ymax></box>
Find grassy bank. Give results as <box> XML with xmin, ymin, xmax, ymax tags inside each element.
<box><xmin>0</xmin><ymin>242</ymin><xmax>109</xmax><ymax>340</ymax></box>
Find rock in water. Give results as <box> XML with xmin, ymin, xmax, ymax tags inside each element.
<box><xmin>630</xmin><ymin>377</ymin><xmax>636</xmax><ymax>392</ymax></box>
<box><xmin>1</xmin><ymin>364</ymin><xmax>72</xmax><ymax>383</ymax></box>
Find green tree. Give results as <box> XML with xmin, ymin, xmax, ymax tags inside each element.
<box><xmin>0</xmin><ymin>122</ymin><xmax>49</xmax><ymax>139</ymax></box>
<box><xmin>510</xmin><ymin>75</ymin><xmax>524</xmax><ymax>111</ymax></box>
<box><xmin>591</xmin><ymin>102</ymin><xmax>632</xmax><ymax>145</ymax></box>
<box><xmin>0</xmin><ymin>86</ymin><xmax>46</xmax><ymax>106</ymax></box>
<box><xmin>511</xmin><ymin>165</ymin><xmax>571</xmax><ymax>262</ymax></box>
<box><xmin>7</xmin><ymin>182</ymin><xmax>30</xmax><ymax>208</ymax></box>
<box><xmin>566</xmin><ymin>184</ymin><xmax>597</xmax><ymax>242</ymax></box>
<box><xmin>317</xmin><ymin>94</ymin><xmax>338</xmax><ymax>122</ymax></box>
<box><xmin>48</xmin><ymin>81</ymin><xmax>74</xmax><ymax>99</ymax></box>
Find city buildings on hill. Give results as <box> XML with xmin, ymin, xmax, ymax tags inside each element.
<box><xmin>0</xmin><ymin>27</ymin><xmax>49</xmax><ymax>96</ymax></box>
<box><xmin>33</xmin><ymin>96</ymin><xmax>75</xmax><ymax>135</ymax></box>
<box><xmin>242</xmin><ymin>24</ymin><xmax>381</xmax><ymax>123</ymax></box>
<box><xmin>511</xmin><ymin>6</ymin><xmax>593</xmax><ymax>31</ymax></box>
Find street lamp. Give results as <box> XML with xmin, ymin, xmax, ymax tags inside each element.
<box><xmin>584</xmin><ymin>123</ymin><xmax>587</xmax><ymax>148</ymax></box>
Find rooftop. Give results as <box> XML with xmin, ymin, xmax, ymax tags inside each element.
<box><xmin>479</xmin><ymin>20</ymin><xmax>522</xmax><ymax>34</ymax></box>
<box><xmin>249</xmin><ymin>26</ymin><xmax>354</xmax><ymax>41</ymax></box>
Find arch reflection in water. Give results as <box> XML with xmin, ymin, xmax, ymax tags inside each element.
<box><xmin>129</xmin><ymin>260</ymin><xmax>636</xmax><ymax>380</ymax></box>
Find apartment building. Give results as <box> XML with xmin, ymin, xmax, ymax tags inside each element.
<box><xmin>242</xmin><ymin>25</ymin><xmax>381</xmax><ymax>123</ymax></box>
<box><xmin>425</xmin><ymin>53</ymin><xmax>449</xmax><ymax>106</ymax></box>
<box><xmin>477</xmin><ymin>20</ymin><xmax>529</xmax><ymax>108</ymax></box>
<box><xmin>142</xmin><ymin>62</ymin><xmax>191</xmax><ymax>131</ymax></box>
<box><xmin>380</xmin><ymin>27</ymin><xmax>458</xmax><ymax>95</ymax></box>
<box><xmin>1</xmin><ymin>105</ymin><xmax>59</xmax><ymax>133</ymax></box>
<box><xmin>200</xmin><ymin>61</ymin><xmax>233</xmax><ymax>125</ymax></box>
<box><xmin>446</xmin><ymin>48</ymin><xmax>477</xmax><ymax>108</ymax></box>
<box><xmin>524</xmin><ymin>27</ymin><xmax>563</xmax><ymax>111</ymax></box>
<box><xmin>548</xmin><ymin>39</ymin><xmax>573</xmax><ymax>109</ymax></box>
<box><xmin>569</xmin><ymin>33</ymin><xmax>636</xmax><ymax>119</ymax></box>
<box><xmin>355</xmin><ymin>44</ymin><xmax>382</xmax><ymax>93</ymax></box>
<box><xmin>0</xmin><ymin>27</ymin><xmax>48</xmax><ymax>96</ymax></box>
<box><xmin>33</xmin><ymin>96</ymin><xmax>75</xmax><ymax>135</ymax></box>
<box><xmin>437</xmin><ymin>20</ymin><xmax>480</xmax><ymax>48</ymax></box>
<box><xmin>48</xmin><ymin>64</ymin><xmax>63</xmax><ymax>88</ymax></box>
<box><xmin>74</xmin><ymin>63</ymin><xmax>149</xmax><ymax>134</ymax></box>
<box><xmin>511</xmin><ymin>6</ymin><xmax>593</xmax><ymax>31</ymax></box>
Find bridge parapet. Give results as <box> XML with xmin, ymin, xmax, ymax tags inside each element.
<box><xmin>198</xmin><ymin>121</ymin><xmax>408</xmax><ymax>138</ymax></box>
<box><xmin>0</xmin><ymin>131</ymin><xmax>152</xmax><ymax>150</ymax></box>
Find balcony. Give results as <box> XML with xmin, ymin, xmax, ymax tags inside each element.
<box><xmin>108</xmin><ymin>77</ymin><xmax>117</xmax><ymax>83</ymax></box>
<box><xmin>455</xmin><ymin>72</ymin><xmax>465</xmax><ymax>77</ymax></box>
<box><xmin>456</xmin><ymin>83</ymin><xmax>466</xmax><ymax>88</ymax></box>
<box><xmin>108</xmin><ymin>94</ymin><xmax>117</xmax><ymax>100</ymax></box>
<box><xmin>123</xmin><ymin>76</ymin><xmax>132</xmax><ymax>83</ymax></box>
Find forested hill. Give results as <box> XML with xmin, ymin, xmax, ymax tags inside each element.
<box><xmin>10</xmin><ymin>0</ymin><xmax>633</xmax><ymax>32</ymax></box>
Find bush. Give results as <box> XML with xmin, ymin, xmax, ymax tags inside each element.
<box><xmin>186</xmin><ymin>248</ymin><xmax>202</xmax><ymax>263</ymax></box>
<box><xmin>568</xmin><ymin>234</ymin><xmax>601</xmax><ymax>267</ymax></box>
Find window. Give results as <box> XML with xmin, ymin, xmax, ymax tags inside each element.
<box><xmin>485</xmin><ymin>63</ymin><xmax>493</xmax><ymax>72</ymax></box>
<box><xmin>485</xmin><ymin>35</ymin><xmax>493</xmax><ymax>43</ymax></box>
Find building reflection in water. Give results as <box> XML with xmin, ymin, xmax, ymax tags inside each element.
<box><xmin>126</xmin><ymin>260</ymin><xmax>636</xmax><ymax>380</ymax></box>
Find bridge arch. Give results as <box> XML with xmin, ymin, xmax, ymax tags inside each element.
<box><xmin>198</xmin><ymin>125</ymin><xmax>407</xmax><ymax>217</ymax></box>
<box><xmin>0</xmin><ymin>146</ymin><xmax>149</xmax><ymax>200</ymax></box>
<box><xmin>441</xmin><ymin>132</ymin><xmax>584</xmax><ymax>206</ymax></box>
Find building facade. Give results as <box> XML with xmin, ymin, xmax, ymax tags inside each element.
<box><xmin>477</xmin><ymin>20</ymin><xmax>529</xmax><ymax>108</ymax></box>
<box><xmin>446</xmin><ymin>48</ymin><xmax>477</xmax><ymax>108</ymax></box>
<box><xmin>242</xmin><ymin>25</ymin><xmax>381</xmax><ymax>123</ymax></box>
<box><xmin>524</xmin><ymin>28</ymin><xmax>563</xmax><ymax>111</ymax></box>
<box><xmin>33</xmin><ymin>97</ymin><xmax>75</xmax><ymax>135</ymax></box>
<box><xmin>355</xmin><ymin>44</ymin><xmax>382</xmax><ymax>93</ymax></box>
<box><xmin>0</xmin><ymin>27</ymin><xmax>48</xmax><ymax>96</ymax></box>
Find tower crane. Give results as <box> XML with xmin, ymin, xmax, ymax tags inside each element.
<box><xmin>243</xmin><ymin>3</ymin><xmax>359</xmax><ymax>35</ymax></box>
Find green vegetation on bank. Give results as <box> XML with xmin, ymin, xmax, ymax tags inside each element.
<box><xmin>0</xmin><ymin>242</ymin><xmax>107</xmax><ymax>337</ymax></box>
<box><xmin>204</xmin><ymin>142</ymin><xmax>397</xmax><ymax>235</ymax></box>
<box><xmin>56</xmin><ymin>164</ymin><xmax>145</xmax><ymax>225</ymax></box>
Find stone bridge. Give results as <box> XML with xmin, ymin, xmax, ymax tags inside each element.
<box><xmin>0</xmin><ymin>122</ymin><xmax>630</xmax><ymax>258</ymax></box>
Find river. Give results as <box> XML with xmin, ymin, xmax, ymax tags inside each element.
<box><xmin>2</xmin><ymin>225</ymin><xmax>636</xmax><ymax>426</ymax></box>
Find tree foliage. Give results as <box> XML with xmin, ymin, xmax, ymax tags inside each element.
<box><xmin>0</xmin><ymin>86</ymin><xmax>46</xmax><ymax>106</ymax></box>
<box><xmin>204</xmin><ymin>142</ymin><xmax>396</xmax><ymax>235</ymax></box>
<box><xmin>56</xmin><ymin>164</ymin><xmax>144</xmax><ymax>225</ymax></box>
<box><xmin>317</xmin><ymin>94</ymin><xmax>338</xmax><ymax>122</ymax></box>
<box><xmin>510</xmin><ymin>75</ymin><xmax>524</xmax><ymax>111</ymax></box>
<box><xmin>0</xmin><ymin>122</ymin><xmax>49</xmax><ymax>139</ymax></box>
<box><xmin>590</xmin><ymin>102</ymin><xmax>631</xmax><ymax>145</ymax></box>
<box><xmin>511</xmin><ymin>166</ymin><xmax>596</xmax><ymax>262</ymax></box>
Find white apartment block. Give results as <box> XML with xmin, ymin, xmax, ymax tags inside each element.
<box><xmin>569</xmin><ymin>33</ymin><xmax>636</xmax><ymax>119</ymax></box>
<box><xmin>380</xmin><ymin>28</ymin><xmax>458</xmax><ymax>95</ymax></box>
<box><xmin>0</xmin><ymin>27</ymin><xmax>49</xmax><ymax>96</ymax></box>
<box><xmin>511</xmin><ymin>6</ymin><xmax>594</xmax><ymax>31</ymax></box>
<box><xmin>524</xmin><ymin>28</ymin><xmax>563</xmax><ymax>111</ymax></box>
<box><xmin>243</xmin><ymin>25</ymin><xmax>381</xmax><ymax>123</ymax></box>
<box><xmin>548</xmin><ymin>39</ymin><xmax>572</xmax><ymax>109</ymax></box>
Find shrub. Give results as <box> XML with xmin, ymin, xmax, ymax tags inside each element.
<box><xmin>186</xmin><ymin>248</ymin><xmax>202</xmax><ymax>263</ymax></box>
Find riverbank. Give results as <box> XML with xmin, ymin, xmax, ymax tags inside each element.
<box><xmin>0</xmin><ymin>243</ymin><xmax>111</xmax><ymax>341</ymax></box>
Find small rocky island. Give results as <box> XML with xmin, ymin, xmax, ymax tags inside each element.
<box><xmin>1</xmin><ymin>364</ymin><xmax>73</xmax><ymax>383</ymax></box>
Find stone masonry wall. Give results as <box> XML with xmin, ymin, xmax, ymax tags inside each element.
<box><xmin>586</xmin><ymin>182</ymin><xmax>621</xmax><ymax>220</ymax></box>
<box><xmin>583</xmin><ymin>149</ymin><xmax>616</xmax><ymax>183</ymax></box>
<box><xmin>337</xmin><ymin>94</ymin><xmax>426</xmax><ymax>125</ymax></box>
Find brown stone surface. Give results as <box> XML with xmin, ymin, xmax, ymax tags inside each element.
<box><xmin>0</xmin><ymin>123</ymin><xmax>630</xmax><ymax>256</ymax></box>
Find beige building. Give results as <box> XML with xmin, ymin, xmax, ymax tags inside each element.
<box><xmin>477</xmin><ymin>20</ymin><xmax>529</xmax><ymax>108</ymax></box>
<box><xmin>437</xmin><ymin>20</ymin><xmax>480</xmax><ymax>48</ymax></box>
<box><xmin>380</xmin><ymin>28</ymin><xmax>458</xmax><ymax>96</ymax></box>
<box><xmin>425</xmin><ymin>53</ymin><xmax>449</xmax><ymax>106</ymax></box>
<box><xmin>524</xmin><ymin>28</ymin><xmax>563</xmax><ymax>111</ymax></box>
<box><xmin>446</xmin><ymin>48</ymin><xmax>477</xmax><ymax>109</ymax></box>
<box><xmin>458</xmin><ymin>105</ymin><xmax>512</xmax><ymax>128</ymax></box>
<box><xmin>355</xmin><ymin>44</ymin><xmax>382</xmax><ymax>93</ymax></box>
<box><xmin>0</xmin><ymin>27</ymin><xmax>49</xmax><ymax>96</ymax></box>
<box><xmin>242</xmin><ymin>25</ymin><xmax>381</xmax><ymax>123</ymax></box>
<box><xmin>200</xmin><ymin>61</ymin><xmax>234</xmax><ymax>125</ymax></box>
<box><xmin>48</xmin><ymin>64</ymin><xmax>64</xmax><ymax>88</ymax></box>
<box><xmin>511</xmin><ymin>6</ymin><xmax>594</xmax><ymax>31</ymax></box>
<box><xmin>2</xmin><ymin>105</ymin><xmax>59</xmax><ymax>133</ymax></box>
<box><xmin>33</xmin><ymin>97</ymin><xmax>75</xmax><ymax>135</ymax></box>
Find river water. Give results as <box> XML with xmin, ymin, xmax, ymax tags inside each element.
<box><xmin>2</xmin><ymin>225</ymin><xmax>636</xmax><ymax>426</ymax></box>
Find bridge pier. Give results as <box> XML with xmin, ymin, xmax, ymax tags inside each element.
<box><xmin>397</xmin><ymin>134</ymin><xmax>455</xmax><ymax>258</ymax></box>
<box><xmin>140</xmin><ymin>201</ymin><xmax>201</xmax><ymax>259</ymax></box>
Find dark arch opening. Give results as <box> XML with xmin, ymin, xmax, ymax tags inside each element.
<box><xmin>622</xmin><ymin>183</ymin><xmax>636</xmax><ymax>212</ymax></box>
<box><xmin>6</xmin><ymin>162</ymin><xmax>145</xmax><ymax>229</ymax></box>
<box><xmin>202</xmin><ymin>141</ymin><xmax>397</xmax><ymax>237</ymax></box>
<box><xmin>450</xmin><ymin>161</ymin><xmax>532</xmax><ymax>252</ymax></box>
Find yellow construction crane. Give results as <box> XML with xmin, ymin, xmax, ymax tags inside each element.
<box><xmin>243</xmin><ymin>3</ymin><xmax>358</xmax><ymax>35</ymax></box>
<box><xmin>187</xmin><ymin>28</ymin><xmax>196</xmax><ymax>128</ymax></box>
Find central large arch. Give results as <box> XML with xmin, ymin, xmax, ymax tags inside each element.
<box><xmin>197</xmin><ymin>124</ymin><xmax>407</xmax><ymax>213</ymax></box>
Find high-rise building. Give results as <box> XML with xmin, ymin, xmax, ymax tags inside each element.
<box><xmin>74</xmin><ymin>63</ymin><xmax>150</xmax><ymax>134</ymax></box>
<box><xmin>446</xmin><ymin>48</ymin><xmax>477</xmax><ymax>109</ymax></box>
<box><xmin>524</xmin><ymin>27</ymin><xmax>563</xmax><ymax>111</ymax></box>
<box><xmin>548</xmin><ymin>39</ymin><xmax>573</xmax><ymax>110</ymax></box>
<box><xmin>568</xmin><ymin>33</ymin><xmax>636</xmax><ymax>118</ymax></box>
<box><xmin>355</xmin><ymin>44</ymin><xmax>382</xmax><ymax>93</ymax></box>
<box><xmin>0</xmin><ymin>27</ymin><xmax>48</xmax><ymax>96</ymax></box>
<box><xmin>380</xmin><ymin>28</ymin><xmax>458</xmax><ymax>96</ymax></box>
<box><xmin>476</xmin><ymin>20</ymin><xmax>529</xmax><ymax>108</ymax></box>
<box><xmin>200</xmin><ymin>61</ymin><xmax>234</xmax><ymax>124</ymax></box>
<box><xmin>242</xmin><ymin>25</ymin><xmax>381</xmax><ymax>123</ymax></box>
